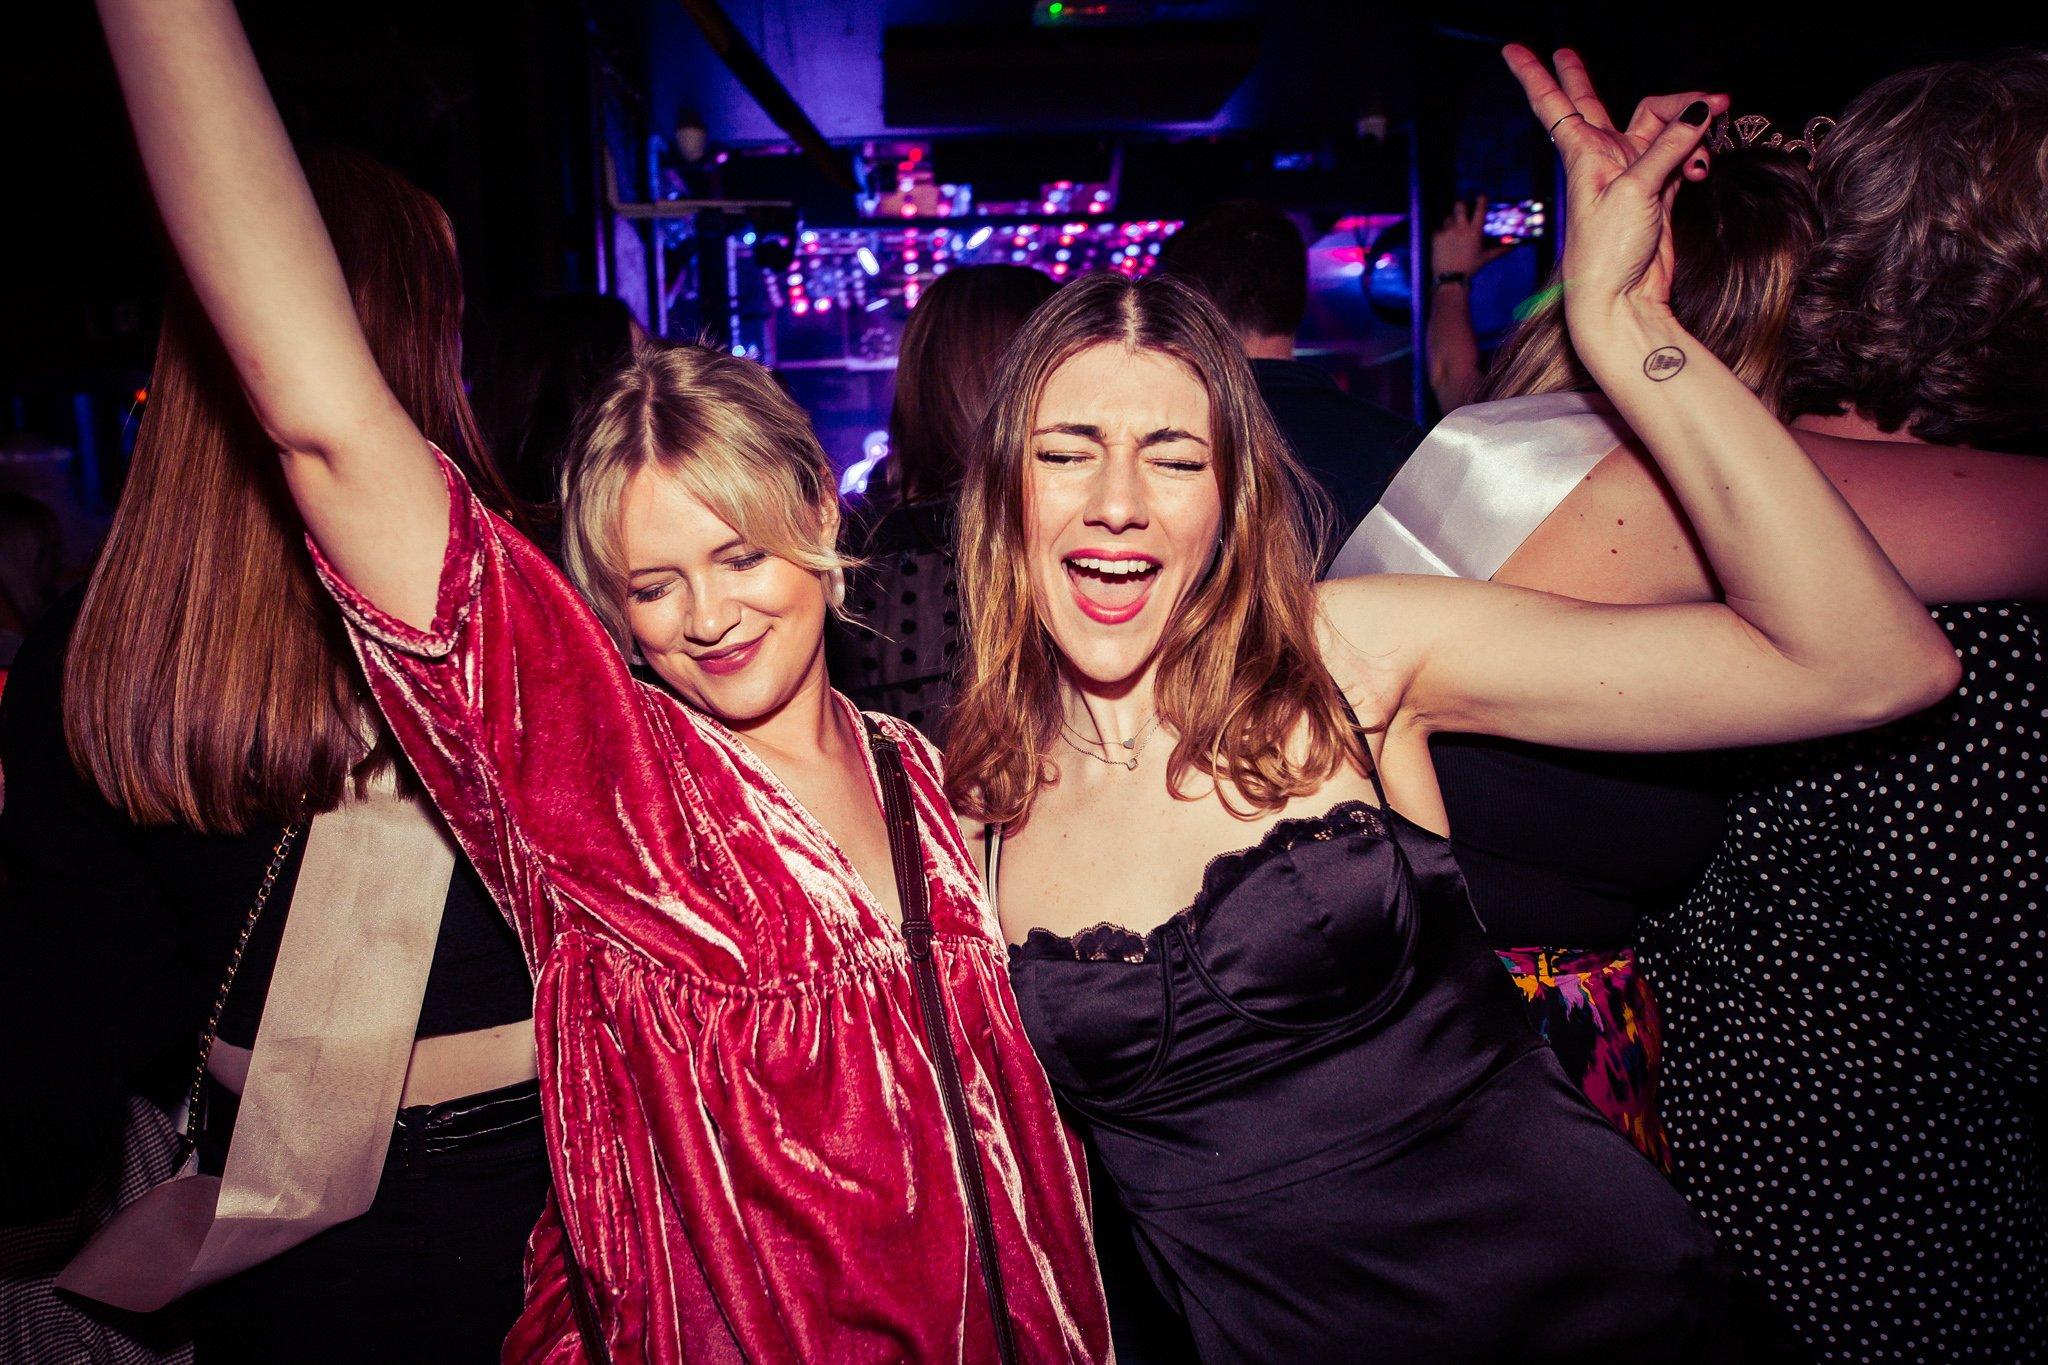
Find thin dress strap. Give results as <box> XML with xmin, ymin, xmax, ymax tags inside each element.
<box><xmin>984</xmin><ymin>824</ymin><xmax>1003</xmax><ymax>917</ymax></box>
<box><xmin>1333</xmin><ymin>689</ymin><xmax>1392</xmax><ymax>814</ymax></box>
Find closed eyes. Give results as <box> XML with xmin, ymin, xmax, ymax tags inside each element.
<box><xmin>627</xmin><ymin>550</ymin><xmax>768</xmax><ymax>605</ymax></box>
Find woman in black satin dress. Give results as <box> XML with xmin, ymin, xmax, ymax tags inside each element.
<box><xmin>943</xmin><ymin>48</ymin><xmax>1961</xmax><ymax>1361</ymax></box>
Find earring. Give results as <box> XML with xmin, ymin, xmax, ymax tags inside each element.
<box><xmin>826</xmin><ymin>566</ymin><xmax>847</xmax><ymax>611</ymax></box>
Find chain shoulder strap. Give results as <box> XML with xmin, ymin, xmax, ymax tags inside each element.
<box><xmin>178</xmin><ymin>816</ymin><xmax>306</xmax><ymax>1160</ymax></box>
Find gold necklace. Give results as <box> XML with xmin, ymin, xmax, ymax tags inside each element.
<box><xmin>1058</xmin><ymin>711</ymin><xmax>1160</xmax><ymax>772</ymax></box>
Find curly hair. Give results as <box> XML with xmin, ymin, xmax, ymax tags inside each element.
<box><xmin>1782</xmin><ymin>51</ymin><xmax>2048</xmax><ymax>453</ymax></box>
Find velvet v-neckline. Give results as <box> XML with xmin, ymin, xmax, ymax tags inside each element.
<box><xmin>665</xmin><ymin>683</ymin><xmax>903</xmax><ymax>923</ymax></box>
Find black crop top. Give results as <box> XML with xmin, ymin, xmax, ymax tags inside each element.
<box><xmin>213</xmin><ymin>825</ymin><xmax>525</xmax><ymax>1047</ymax></box>
<box><xmin>1430</xmin><ymin>732</ymin><xmax>1728</xmax><ymax>950</ymax></box>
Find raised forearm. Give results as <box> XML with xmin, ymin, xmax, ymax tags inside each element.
<box><xmin>97</xmin><ymin>0</ymin><xmax>396</xmax><ymax>453</ymax></box>
<box><xmin>1426</xmin><ymin>287</ymin><xmax>1484</xmax><ymax>412</ymax></box>
<box><xmin>1571</xmin><ymin>300</ymin><xmax>1957</xmax><ymax>709</ymax></box>
<box><xmin>100</xmin><ymin>0</ymin><xmax>449</xmax><ymax>628</ymax></box>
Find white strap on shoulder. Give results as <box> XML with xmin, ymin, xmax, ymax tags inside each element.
<box><xmin>200</xmin><ymin>772</ymin><xmax>455</xmax><ymax>1283</ymax></box>
<box><xmin>1324</xmin><ymin>391</ymin><xmax>1631</xmax><ymax>582</ymax></box>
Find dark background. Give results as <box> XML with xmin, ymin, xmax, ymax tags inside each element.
<box><xmin>4</xmin><ymin>0</ymin><xmax>2040</xmax><ymax>485</ymax></box>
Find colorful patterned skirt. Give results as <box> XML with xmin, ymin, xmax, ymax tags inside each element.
<box><xmin>1496</xmin><ymin>946</ymin><xmax>1671</xmax><ymax>1172</ymax></box>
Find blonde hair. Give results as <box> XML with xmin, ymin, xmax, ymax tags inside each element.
<box><xmin>947</xmin><ymin>272</ymin><xmax>1358</xmax><ymax>829</ymax></box>
<box><xmin>560</xmin><ymin>341</ymin><xmax>848</xmax><ymax>651</ymax></box>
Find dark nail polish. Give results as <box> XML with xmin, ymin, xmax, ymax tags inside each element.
<box><xmin>1680</xmin><ymin>100</ymin><xmax>1710</xmax><ymax>126</ymax></box>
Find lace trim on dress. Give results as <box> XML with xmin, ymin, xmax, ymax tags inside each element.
<box><xmin>1012</xmin><ymin>801</ymin><xmax>1387</xmax><ymax>964</ymax></box>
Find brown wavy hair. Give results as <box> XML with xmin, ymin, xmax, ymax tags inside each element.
<box><xmin>1481</xmin><ymin>145</ymin><xmax>1821</xmax><ymax>409</ymax></box>
<box><xmin>1781</xmin><ymin>52</ymin><xmax>2048</xmax><ymax>453</ymax></box>
<box><xmin>946</xmin><ymin>271</ymin><xmax>1355</xmax><ymax>829</ymax></box>
<box><xmin>65</xmin><ymin>148</ymin><xmax>515</xmax><ymax>833</ymax></box>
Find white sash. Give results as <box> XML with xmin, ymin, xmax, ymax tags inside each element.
<box><xmin>195</xmin><ymin>774</ymin><xmax>455</xmax><ymax>1278</ymax></box>
<box><xmin>1325</xmin><ymin>391</ymin><xmax>1630</xmax><ymax>581</ymax></box>
<box><xmin>57</xmin><ymin>771</ymin><xmax>455</xmax><ymax>1310</ymax></box>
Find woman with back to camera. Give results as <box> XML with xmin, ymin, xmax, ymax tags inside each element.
<box><xmin>947</xmin><ymin>46</ymin><xmax>1959</xmax><ymax>1360</ymax></box>
<box><xmin>830</xmin><ymin>263</ymin><xmax>1057</xmax><ymax>733</ymax></box>
<box><xmin>1335</xmin><ymin>48</ymin><xmax>2048</xmax><ymax>1358</ymax></box>
<box><xmin>93</xmin><ymin>1</ymin><xmax>1112</xmax><ymax>1359</ymax></box>
<box><xmin>1347</xmin><ymin>53</ymin><xmax>2048</xmax><ymax>1361</ymax></box>
<box><xmin>0</xmin><ymin>149</ymin><xmax>544</xmax><ymax>1361</ymax></box>
<box><xmin>1610</xmin><ymin>58</ymin><xmax>2042</xmax><ymax>1361</ymax></box>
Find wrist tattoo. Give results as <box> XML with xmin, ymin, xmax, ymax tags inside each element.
<box><xmin>1643</xmin><ymin>346</ymin><xmax>1687</xmax><ymax>381</ymax></box>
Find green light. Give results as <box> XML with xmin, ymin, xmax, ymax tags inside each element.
<box><xmin>1514</xmin><ymin>279</ymin><xmax>1565</xmax><ymax>321</ymax></box>
<box><xmin>1049</xmin><ymin>2</ymin><xmax>1063</xmax><ymax>14</ymax></box>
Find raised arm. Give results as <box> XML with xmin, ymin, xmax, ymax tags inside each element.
<box><xmin>1424</xmin><ymin>200</ymin><xmax>1512</xmax><ymax>413</ymax></box>
<box><xmin>1321</xmin><ymin>48</ymin><xmax>1959</xmax><ymax>753</ymax></box>
<box><xmin>1495</xmin><ymin>432</ymin><xmax>2048</xmax><ymax>607</ymax></box>
<box><xmin>98</xmin><ymin>0</ymin><xmax>446</xmax><ymax>628</ymax></box>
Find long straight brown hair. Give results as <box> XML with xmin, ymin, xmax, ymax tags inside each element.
<box><xmin>65</xmin><ymin>148</ymin><xmax>516</xmax><ymax>833</ymax></box>
<box><xmin>947</xmin><ymin>272</ymin><xmax>1356</xmax><ymax>829</ymax></box>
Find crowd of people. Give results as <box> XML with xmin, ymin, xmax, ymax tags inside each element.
<box><xmin>1</xmin><ymin>1</ymin><xmax>2042</xmax><ymax>1362</ymax></box>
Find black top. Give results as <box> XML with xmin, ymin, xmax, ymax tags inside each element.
<box><xmin>1251</xmin><ymin>357</ymin><xmax>1425</xmax><ymax>565</ymax></box>
<box><xmin>1431</xmin><ymin>734</ymin><xmax>1728</xmax><ymax>949</ymax></box>
<box><xmin>0</xmin><ymin>594</ymin><xmax>531</xmax><ymax>1222</ymax></box>
<box><xmin>827</xmin><ymin>497</ymin><xmax>961</xmax><ymax>734</ymax></box>
<box><xmin>998</xmin><ymin>779</ymin><xmax>1775</xmax><ymax>1358</ymax></box>
<box><xmin>1643</xmin><ymin>602</ymin><xmax>2047</xmax><ymax>1361</ymax></box>
<box><xmin>1344</xmin><ymin>435</ymin><xmax>1728</xmax><ymax>953</ymax></box>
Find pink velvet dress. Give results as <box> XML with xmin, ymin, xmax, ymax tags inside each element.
<box><xmin>311</xmin><ymin>448</ymin><xmax>1110</xmax><ymax>1363</ymax></box>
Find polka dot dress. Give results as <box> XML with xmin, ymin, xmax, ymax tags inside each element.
<box><xmin>824</xmin><ymin>498</ymin><xmax>963</xmax><ymax>734</ymax></box>
<box><xmin>1641</xmin><ymin>603</ymin><xmax>2047</xmax><ymax>1362</ymax></box>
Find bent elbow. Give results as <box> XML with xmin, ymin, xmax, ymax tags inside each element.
<box><xmin>1840</xmin><ymin>639</ymin><xmax>1963</xmax><ymax>730</ymax></box>
<box><xmin>1913</xmin><ymin>642</ymin><xmax>1966</xmax><ymax>713</ymax></box>
<box><xmin>254</xmin><ymin>385</ymin><xmax>408</xmax><ymax>472</ymax></box>
<box><xmin>263</xmin><ymin>413</ymin><xmax>348</xmax><ymax>470</ymax></box>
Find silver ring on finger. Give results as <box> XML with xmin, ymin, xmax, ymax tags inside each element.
<box><xmin>1548</xmin><ymin>110</ymin><xmax>1584</xmax><ymax>142</ymax></box>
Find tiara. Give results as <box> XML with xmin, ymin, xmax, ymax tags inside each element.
<box><xmin>1707</xmin><ymin>113</ymin><xmax>1838</xmax><ymax>164</ymax></box>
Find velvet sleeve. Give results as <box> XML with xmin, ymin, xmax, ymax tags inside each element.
<box><xmin>307</xmin><ymin>445</ymin><xmax>749</xmax><ymax>982</ymax></box>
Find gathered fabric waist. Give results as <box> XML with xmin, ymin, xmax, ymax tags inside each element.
<box><xmin>561</xmin><ymin>916</ymin><xmax>1009</xmax><ymax>1001</ymax></box>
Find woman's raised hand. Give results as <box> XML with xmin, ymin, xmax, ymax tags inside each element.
<box><xmin>1309</xmin><ymin>45</ymin><xmax>1958</xmax><ymax>764</ymax></box>
<box><xmin>1502</xmin><ymin>45</ymin><xmax>1726</xmax><ymax>337</ymax></box>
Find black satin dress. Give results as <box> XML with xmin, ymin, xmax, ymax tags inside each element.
<box><xmin>999</xmin><ymin>768</ymin><xmax>1772</xmax><ymax>1361</ymax></box>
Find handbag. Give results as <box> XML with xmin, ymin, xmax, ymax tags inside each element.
<box><xmin>59</xmin><ymin>771</ymin><xmax>456</xmax><ymax>1313</ymax></box>
<box><xmin>0</xmin><ymin>1093</ymin><xmax>197</xmax><ymax>1363</ymax></box>
<box><xmin>51</xmin><ymin>818</ymin><xmax>303</xmax><ymax>1314</ymax></box>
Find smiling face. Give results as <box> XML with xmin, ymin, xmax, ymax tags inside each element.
<box><xmin>1025</xmin><ymin>342</ymin><xmax>1224</xmax><ymax>688</ymax></box>
<box><xmin>618</xmin><ymin>463</ymin><xmax>832</xmax><ymax>726</ymax></box>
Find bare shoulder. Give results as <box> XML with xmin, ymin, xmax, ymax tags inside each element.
<box><xmin>1501</xmin><ymin>439</ymin><xmax>1712</xmax><ymax>605</ymax></box>
<box><xmin>1313</xmin><ymin>574</ymin><xmax>1456</xmax><ymax>729</ymax></box>
<box><xmin>952</xmin><ymin>810</ymin><xmax>989</xmax><ymax>882</ymax></box>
